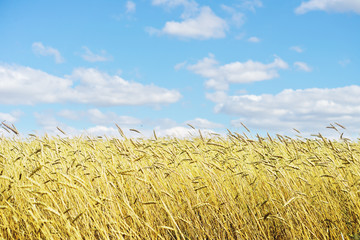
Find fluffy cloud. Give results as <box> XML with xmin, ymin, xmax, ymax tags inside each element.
<box><xmin>32</xmin><ymin>42</ymin><xmax>64</xmax><ymax>63</ymax></box>
<box><xmin>185</xmin><ymin>118</ymin><xmax>224</xmax><ymax>129</ymax></box>
<box><xmin>0</xmin><ymin>65</ymin><xmax>181</xmax><ymax>106</ymax></box>
<box><xmin>68</xmin><ymin>68</ymin><xmax>181</xmax><ymax>105</ymax></box>
<box><xmin>294</xmin><ymin>62</ymin><xmax>312</xmax><ymax>72</ymax></box>
<box><xmin>0</xmin><ymin>65</ymin><xmax>73</xmax><ymax>104</ymax></box>
<box><xmin>85</xmin><ymin>126</ymin><xmax>119</xmax><ymax>137</ymax></box>
<box><xmin>295</xmin><ymin>0</ymin><xmax>360</xmax><ymax>14</ymax></box>
<box><xmin>151</xmin><ymin>1</ymin><xmax>262</xmax><ymax>39</ymax></box>
<box><xmin>206</xmin><ymin>85</ymin><xmax>360</xmax><ymax>135</ymax></box>
<box><xmin>187</xmin><ymin>54</ymin><xmax>288</xmax><ymax>90</ymax></box>
<box><xmin>161</xmin><ymin>6</ymin><xmax>228</xmax><ymax>39</ymax></box>
<box><xmin>153</xmin><ymin>117</ymin><xmax>222</xmax><ymax>138</ymax></box>
<box><xmin>81</xmin><ymin>47</ymin><xmax>113</xmax><ymax>62</ymax></box>
<box><xmin>155</xmin><ymin>126</ymin><xmax>216</xmax><ymax>138</ymax></box>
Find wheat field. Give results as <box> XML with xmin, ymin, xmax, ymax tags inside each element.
<box><xmin>0</xmin><ymin>125</ymin><xmax>360</xmax><ymax>239</ymax></box>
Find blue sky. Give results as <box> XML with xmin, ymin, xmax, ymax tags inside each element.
<box><xmin>0</xmin><ymin>0</ymin><xmax>359</xmax><ymax>138</ymax></box>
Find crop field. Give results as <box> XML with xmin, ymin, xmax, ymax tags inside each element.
<box><xmin>1</xmin><ymin>125</ymin><xmax>360</xmax><ymax>239</ymax></box>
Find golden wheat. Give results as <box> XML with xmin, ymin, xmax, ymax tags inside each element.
<box><xmin>0</xmin><ymin>130</ymin><xmax>359</xmax><ymax>239</ymax></box>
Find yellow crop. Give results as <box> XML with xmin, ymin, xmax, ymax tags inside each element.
<box><xmin>0</xmin><ymin>131</ymin><xmax>360</xmax><ymax>239</ymax></box>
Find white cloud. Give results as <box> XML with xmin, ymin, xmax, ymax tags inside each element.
<box><xmin>85</xmin><ymin>126</ymin><xmax>119</xmax><ymax>137</ymax></box>
<box><xmin>0</xmin><ymin>111</ymin><xmax>21</xmax><ymax>123</ymax></box>
<box><xmin>185</xmin><ymin>118</ymin><xmax>224</xmax><ymax>128</ymax></box>
<box><xmin>152</xmin><ymin>1</ymin><xmax>263</xmax><ymax>39</ymax></box>
<box><xmin>58</xmin><ymin>108</ymin><xmax>142</xmax><ymax>126</ymax></box>
<box><xmin>68</xmin><ymin>68</ymin><xmax>181</xmax><ymax>106</ymax></box>
<box><xmin>33</xmin><ymin>113</ymin><xmax>118</xmax><ymax>138</ymax></box>
<box><xmin>0</xmin><ymin>65</ymin><xmax>181</xmax><ymax>106</ymax></box>
<box><xmin>0</xmin><ymin>113</ymin><xmax>16</xmax><ymax>123</ymax></box>
<box><xmin>32</xmin><ymin>42</ymin><xmax>64</xmax><ymax>63</ymax></box>
<box><xmin>33</xmin><ymin>111</ymin><xmax>107</xmax><ymax>137</ymax></box>
<box><xmin>155</xmin><ymin>126</ymin><xmax>215</xmax><ymax>138</ymax></box>
<box><xmin>83</xmin><ymin>125</ymin><xmax>216</xmax><ymax>139</ymax></box>
<box><xmin>159</xmin><ymin>6</ymin><xmax>228</xmax><ymax>39</ymax></box>
<box><xmin>34</xmin><ymin>110</ymin><xmax>220</xmax><ymax>139</ymax></box>
<box><xmin>35</xmin><ymin>112</ymin><xmax>129</xmax><ymax>137</ymax></box>
<box><xmin>81</xmin><ymin>47</ymin><xmax>113</xmax><ymax>62</ymax></box>
<box><xmin>187</xmin><ymin>54</ymin><xmax>288</xmax><ymax>90</ymax></box>
<box><xmin>248</xmin><ymin>36</ymin><xmax>260</xmax><ymax>43</ymax></box>
<box><xmin>149</xmin><ymin>117</ymin><xmax>221</xmax><ymax>138</ymax></box>
<box><xmin>294</xmin><ymin>61</ymin><xmax>312</xmax><ymax>72</ymax></box>
<box><xmin>158</xmin><ymin>126</ymin><xmax>196</xmax><ymax>138</ymax></box>
<box><xmin>206</xmin><ymin>85</ymin><xmax>360</xmax><ymax>136</ymax></box>
<box><xmin>0</xmin><ymin>64</ymin><xmax>73</xmax><ymax>104</ymax></box>
<box><xmin>34</xmin><ymin>112</ymin><xmax>75</xmax><ymax>136</ymax></box>
<box><xmin>290</xmin><ymin>46</ymin><xmax>304</xmax><ymax>53</ymax></box>
<box><xmin>126</xmin><ymin>1</ymin><xmax>136</xmax><ymax>13</ymax></box>
<box><xmin>295</xmin><ymin>0</ymin><xmax>360</xmax><ymax>14</ymax></box>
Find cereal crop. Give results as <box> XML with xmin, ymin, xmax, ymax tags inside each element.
<box><xmin>0</xmin><ymin>125</ymin><xmax>360</xmax><ymax>239</ymax></box>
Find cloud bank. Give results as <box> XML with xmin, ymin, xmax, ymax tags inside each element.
<box><xmin>0</xmin><ymin>65</ymin><xmax>181</xmax><ymax>106</ymax></box>
<box><xmin>206</xmin><ymin>85</ymin><xmax>360</xmax><ymax>135</ymax></box>
<box><xmin>187</xmin><ymin>54</ymin><xmax>288</xmax><ymax>90</ymax></box>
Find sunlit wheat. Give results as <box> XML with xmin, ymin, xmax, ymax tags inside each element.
<box><xmin>0</xmin><ymin>126</ymin><xmax>359</xmax><ymax>239</ymax></box>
